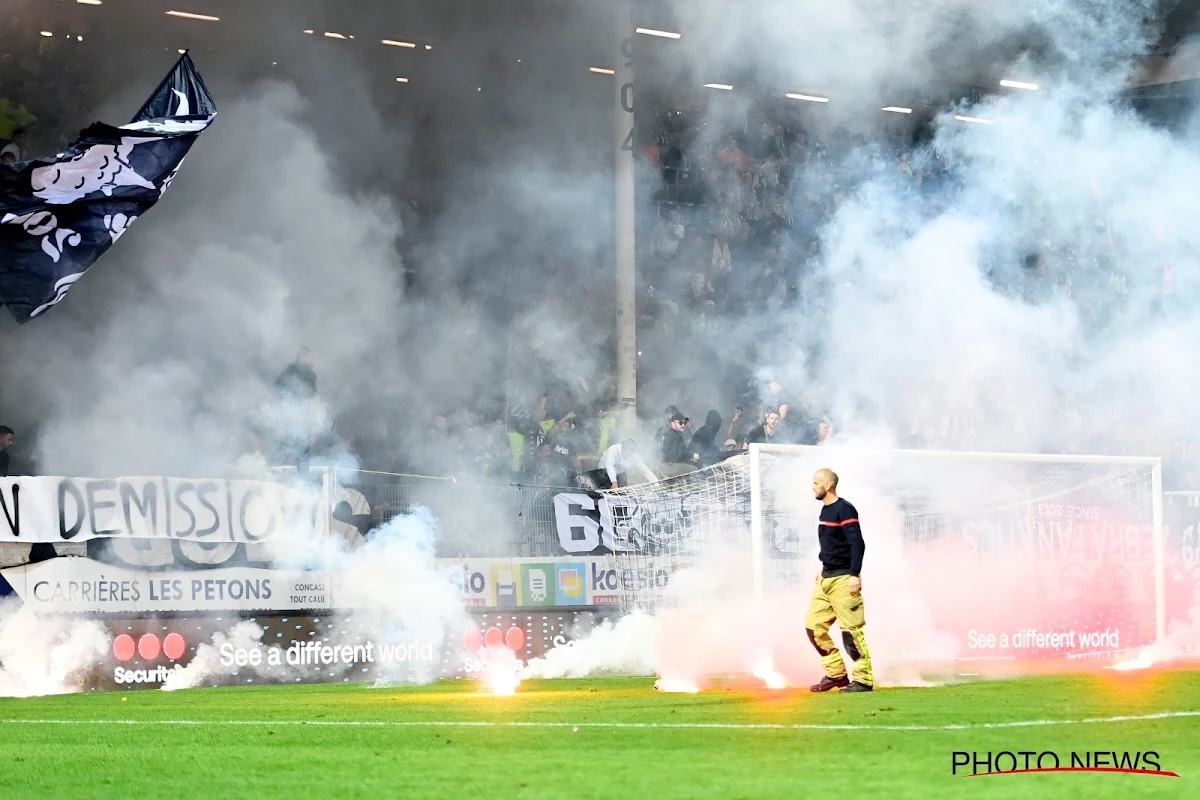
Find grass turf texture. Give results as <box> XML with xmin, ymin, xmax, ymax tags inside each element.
<box><xmin>1</xmin><ymin>670</ymin><xmax>1197</xmax><ymax>798</ymax></box>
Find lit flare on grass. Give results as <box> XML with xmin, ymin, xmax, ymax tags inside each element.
<box><xmin>751</xmin><ymin>659</ymin><xmax>788</xmax><ymax>690</ymax></box>
<box><xmin>654</xmin><ymin>677</ymin><xmax>700</xmax><ymax>693</ymax></box>
<box><xmin>1109</xmin><ymin>649</ymin><xmax>1156</xmax><ymax>671</ymax></box>
<box><xmin>478</xmin><ymin>646</ymin><xmax>522</xmax><ymax>696</ymax></box>
<box><xmin>482</xmin><ymin>666</ymin><xmax>520</xmax><ymax>695</ymax></box>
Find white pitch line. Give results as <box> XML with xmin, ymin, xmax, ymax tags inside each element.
<box><xmin>3</xmin><ymin>711</ymin><xmax>1199</xmax><ymax>732</ymax></box>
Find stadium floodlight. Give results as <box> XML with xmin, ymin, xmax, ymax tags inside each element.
<box><xmin>636</xmin><ymin>27</ymin><xmax>681</xmax><ymax>39</ymax></box>
<box><xmin>382</xmin><ymin>39</ymin><xmax>416</xmax><ymax>48</ymax></box>
<box><xmin>955</xmin><ymin>114</ymin><xmax>994</xmax><ymax>124</ymax></box>
<box><xmin>395</xmin><ymin>77</ymin><xmax>409</xmax><ymax>83</ymax></box>
<box><xmin>589</xmin><ymin>67</ymin><xmax>616</xmax><ymax>75</ymax></box>
<box><xmin>324</xmin><ymin>32</ymin><xmax>348</xmax><ymax>39</ymax></box>
<box><xmin>77</xmin><ymin>0</ymin><xmax>103</xmax><ymax>5</ymax></box>
<box><xmin>425</xmin><ymin>44</ymin><xmax>433</xmax><ymax>50</ymax></box>
<box><xmin>40</xmin><ymin>30</ymin><xmax>53</xmax><ymax>37</ymax></box>
<box><xmin>1000</xmin><ymin>79</ymin><xmax>1039</xmax><ymax>91</ymax></box>
<box><xmin>165</xmin><ymin>10</ymin><xmax>220</xmax><ymax>22</ymax></box>
<box><xmin>786</xmin><ymin>92</ymin><xmax>829</xmax><ymax>103</ymax></box>
<box><xmin>882</xmin><ymin>106</ymin><xmax>912</xmax><ymax>114</ymax></box>
<box><xmin>302</xmin><ymin>29</ymin><xmax>313</xmax><ymax>34</ymax></box>
<box><xmin>704</xmin><ymin>83</ymin><xmax>733</xmax><ymax>91</ymax></box>
<box><xmin>608</xmin><ymin>444</ymin><xmax>1166</xmax><ymax>655</ymax></box>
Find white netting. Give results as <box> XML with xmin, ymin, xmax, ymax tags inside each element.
<box><xmin>609</xmin><ymin>446</ymin><xmax>1162</xmax><ymax>659</ymax></box>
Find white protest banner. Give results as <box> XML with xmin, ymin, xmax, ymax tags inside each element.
<box><xmin>0</xmin><ymin>477</ymin><xmax>325</xmax><ymax>544</ymax></box>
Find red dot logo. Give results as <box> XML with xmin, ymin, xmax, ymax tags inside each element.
<box><xmin>112</xmin><ymin>634</ymin><xmax>135</xmax><ymax>662</ymax></box>
<box><xmin>163</xmin><ymin>632</ymin><xmax>186</xmax><ymax>661</ymax></box>
<box><xmin>463</xmin><ymin>627</ymin><xmax>483</xmax><ymax>652</ymax></box>
<box><xmin>484</xmin><ymin>626</ymin><xmax>504</xmax><ymax>648</ymax></box>
<box><xmin>504</xmin><ymin>626</ymin><xmax>525</xmax><ymax>651</ymax></box>
<box><xmin>137</xmin><ymin>633</ymin><xmax>161</xmax><ymax>660</ymax></box>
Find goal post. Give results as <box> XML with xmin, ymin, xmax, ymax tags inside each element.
<box><xmin>748</xmin><ymin>443</ymin><xmax>1166</xmax><ymax>650</ymax></box>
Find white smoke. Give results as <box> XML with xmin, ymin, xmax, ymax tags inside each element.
<box><xmin>162</xmin><ymin>619</ymin><xmax>269</xmax><ymax>691</ymax></box>
<box><xmin>0</xmin><ymin>600</ymin><xmax>111</xmax><ymax>697</ymax></box>
<box><xmin>521</xmin><ymin>611</ymin><xmax>658</xmax><ymax>679</ymax></box>
<box><xmin>332</xmin><ymin>507</ymin><xmax>469</xmax><ymax>686</ymax></box>
<box><xmin>160</xmin><ymin>503</ymin><xmax>469</xmax><ymax>691</ymax></box>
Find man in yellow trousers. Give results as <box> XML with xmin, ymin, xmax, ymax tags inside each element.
<box><xmin>807</xmin><ymin>468</ymin><xmax>874</xmax><ymax>693</ymax></box>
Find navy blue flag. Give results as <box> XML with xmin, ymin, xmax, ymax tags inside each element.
<box><xmin>0</xmin><ymin>53</ymin><xmax>215</xmax><ymax>321</ymax></box>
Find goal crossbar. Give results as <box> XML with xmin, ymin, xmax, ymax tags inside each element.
<box><xmin>748</xmin><ymin>444</ymin><xmax>1166</xmax><ymax>643</ymax></box>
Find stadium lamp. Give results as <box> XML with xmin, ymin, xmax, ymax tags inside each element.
<box><xmin>1000</xmin><ymin>79</ymin><xmax>1038</xmax><ymax>90</ymax></box>
<box><xmin>382</xmin><ymin>40</ymin><xmax>416</xmax><ymax>48</ymax></box>
<box><xmin>589</xmin><ymin>67</ymin><xmax>616</xmax><ymax>75</ymax></box>
<box><xmin>324</xmin><ymin>32</ymin><xmax>348</xmax><ymax>39</ymax></box>
<box><xmin>704</xmin><ymin>83</ymin><xmax>734</xmax><ymax>91</ymax></box>
<box><xmin>786</xmin><ymin>92</ymin><xmax>829</xmax><ymax>103</ymax></box>
<box><xmin>77</xmin><ymin>0</ymin><xmax>103</xmax><ymax>5</ymax></box>
<box><xmin>425</xmin><ymin>44</ymin><xmax>433</xmax><ymax>50</ymax></box>
<box><xmin>882</xmin><ymin>106</ymin><xmax>912</xmax><ymax>114</ymax></box>
<box><xmin>302</xmin><ymin>29</ymin><xmax>313</xmax><ymax>34</ymax></box>
<box><xmin>165</xmin><ymin>10</ymin><xmax>220</xmax><ymax>22</ymax></box>
<box><xmin>40</xmin><ymin>30</ymin><xmax>53</xmax><ymax>37</ymax></box>
<box><xmin>636</xmin><ymin>28</ymin><xmax>681</xmax><ymax>39</ymax></box>
<box><xmin>395</xmin><ymin>77</ymin><xmax>409</xmax><ymax>83</ymax></box>
<box><xmin>954</xmin><ymin>114</ymin><xmax>995</xmax><ymax>124</ymax></box>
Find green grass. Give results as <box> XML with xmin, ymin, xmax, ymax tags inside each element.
<box><xmin>1</xmin><ymin>670</ymin><xmax>1198</xmax><ymax>799</ymax></box>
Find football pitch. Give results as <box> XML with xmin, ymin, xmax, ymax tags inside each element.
<box><xmin>2</xmin><ymin>670</ymin><xmax>1197</xmax><ymax>798</ymax></box>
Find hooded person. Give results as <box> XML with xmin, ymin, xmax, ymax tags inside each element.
<box><xmin>688</xmin><ymin>410</ymin><xmax>725</xmax><ymax>468</ymax></box>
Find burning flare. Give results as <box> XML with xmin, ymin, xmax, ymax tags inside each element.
<box><xmin>478</xmin><ymin>646</ymin><xmax>522</xmax><ymax>695</ymax></box>
<box><xmin>750</xmin><ymin>658</ymin><xmax>788</xmax><ymax>690</ymax></box>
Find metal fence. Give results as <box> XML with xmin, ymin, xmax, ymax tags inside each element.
<box><xmin>333</xmin><ymin>468</ymin><xmax>567</xmax><ymax>558</ymax></box>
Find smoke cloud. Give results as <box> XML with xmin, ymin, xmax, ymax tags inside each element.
<box><xmin>3</xmin><ymin>0</ymin><xmax>1199</xmax><ymax>689</ymax></box>
<box><xmin>0</xmin><ymin>599</ymin><xmax>110</xmax><ymax>697</ymax></box>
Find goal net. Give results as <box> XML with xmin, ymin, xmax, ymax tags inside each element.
<box><xmin>607</xmin><ymin>444</ymin><xmax>1165</xmax><ymax>662</ymax></box>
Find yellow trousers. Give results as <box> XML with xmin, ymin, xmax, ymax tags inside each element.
<box><xmin>805</xmin><ymin>575</ymin><xmax>873</xmax><ymax>686</ymax></box>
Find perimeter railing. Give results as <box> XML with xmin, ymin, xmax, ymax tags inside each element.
<box><xmin>332</xmin><ymin>468</ymin><xmax>569</xmax><ymax>559</ymax></box>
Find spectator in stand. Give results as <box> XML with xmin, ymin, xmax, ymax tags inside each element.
<box><xmin>234</xmin><ymin>430</ymin><xmax>269</xmax><ymax>477</ymax></box>
<box><xmin>747</xmin><ymin>410</ymin><xmax>781</xmax><ymax>445</ymax></box>
<box><xmin>1</xmin><ymin>151</ymin><xmax>14</xmax><ymax>167</ymax></box>
<box><xmin>722</xmin><ymin>407</ymin><xmax>743</xmax><ymax>447</ymax></box>
<box><xmin>711</xmin><ymin>227</ymin><xmax>733</xmax><ymax>281</ymax></box>
<box><xmin>580</xmin><ymin>439</ymin><xmax>659</xmax><ymax>490</ymax></box>
<box><xmin>0</xmin><ymin>88</ymin><xmax>36</xmax><ymax>144</ymax></box>
<box><xmin>688</xmin><ymin>410</ymin><xmax>725</xmax><ymax>468</ymax></box>
<box><xmin>542</xmin><ymin>412</ymin><xmax>581</xmax><ymax>484</ymax></box>
<box><xmin>651</xmin><ymin>208</ymin><xmax>685</xmax><ymax>261</ymax></box>
<box><xmin>532</xmin><ymin>442</ymin><xmax>569</xmax><ymax>486</ymax></box>
<box><xmin>655</xmin><ymin>405</ymin><xmax>682</xmax><ymax>451</ymax></box>
<box><xmin>0</xmin><ymin>128</ymin><xmax>30</xmax><ymax>163</ymax></box>
<box><xmin>716</xmin><ymin>135</ymin><xmax>749</xmax><ymax>174</ymax></box>
<box><xmin>273</xmin><ymin>348</ymin><xmax>320</xmax><ymax>474</ymax></box>
<box><xmin>0</xmin><ymin>426</ymin><xmax>13</xmax><ymax>476</ymax></box>
<box><xmin>815</xmin><ymin>416</ymin><xmax>835</xmax><ymax>445</ymax></box>
<box><xmin>659</xmin><ymin>411</ymin><xmax>692</xmax><ymax>476</ymax></box>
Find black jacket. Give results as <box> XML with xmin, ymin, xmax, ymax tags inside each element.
<box><xmin>660</xmin><ymin>428</ymin><xmax>689</xmax><ymax>464</ymax></box>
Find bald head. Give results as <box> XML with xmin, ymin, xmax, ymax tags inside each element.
<box><xmin>812</xmin><ymin>469</ymin><xmax>839</xmax><ymax>502</ymax></box>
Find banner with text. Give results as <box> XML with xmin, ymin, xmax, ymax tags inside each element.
<box><xmin>0</xmin><ymin>477</ymin><xmax>325</xmax><ymax>544</ymax></box>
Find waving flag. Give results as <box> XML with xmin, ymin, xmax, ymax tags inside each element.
<box><xmin>0</xmin><ymin>53</ymin><xmax>215</xmax><ymax>321</ymax></box>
